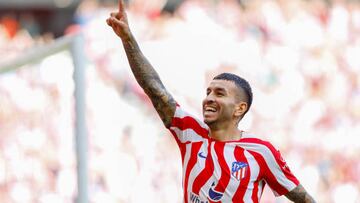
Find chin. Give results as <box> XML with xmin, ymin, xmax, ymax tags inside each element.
<box><xmin>204</xmin><ymin>118</ymin><xmax>215</xmax><ymax>126</ymax></box>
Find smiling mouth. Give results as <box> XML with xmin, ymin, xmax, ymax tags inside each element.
<box><xmin>204</xmin><ymin>106</ymin><xmax>217</xmax><ymax>112</ymax></box>
<box><xmin>203</xmin><ymin>106</ymin><xmax>218</xmax><ymax>116</ymax></box>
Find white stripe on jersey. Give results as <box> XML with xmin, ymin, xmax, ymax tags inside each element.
<box><xmin>211</xmin><ymin>141</ymin><xmax>221</xmax><ymax>183</ymax></box>
<box><xmin>183</xmin><ymin>144</ymin><xmax>192</xmax><ymax>189</ymax></box>
<box><xmin>242</xmin><ymin>150</ymin><xmax>259</xmax><ymax>203</ymax></box>
<box><xmin>239</xmin><ymin>142</ymin><xmax>297</xmax><ymax>194</ymax></box>
<box><xmin>170</xmin><ymin>127</ymin><xmax>206</xmax><ymax>143</ymax></box>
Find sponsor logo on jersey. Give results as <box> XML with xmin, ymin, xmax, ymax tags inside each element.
<box><xmin>231</xmin><ymin>161</ymin><xmax>248</xmax><ymax>181</ymax></box>
<box><xmin>208</xmin><ymin>182</ymin><xmax>223</xmax><ymax>201</ymax></box>
<box><xmin>190</xmin><ymin>192</ymin><xmax>208</xmax><ymax>203</ymax></box>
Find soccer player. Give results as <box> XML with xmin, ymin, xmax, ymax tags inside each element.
<box><xmin>106</xmin><ymin>0</ymin><xmax>316</xmax><ymax>202</ymax></box>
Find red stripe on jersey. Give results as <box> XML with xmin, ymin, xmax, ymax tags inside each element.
<box><xmin>244</xmin><ymin>150</ymin><xmax>265</xmax><ymax>203</ymax></box>
<box><xmin>251</xmin><ymin>172</ymin><xmax>260</xmax><ymax>202</ymax></box>
<box><xmin>169</xmin><ymin>129</ymin><xmax>186</xmax><ymax>164</ymax></box>
<box><xmin>192</xmin><ymin>142</ymin><xmax>214</xmax><ymax>195</ymax></box>
<box><xmin>213</xmin><ymin>142</ymin><xmax>231</xmax><ymax>194</ymax></box>
<box><xmin>241</xmin><ymin>138</ymin><xmax>299</xmax><ymax>187</ymax></box>
<box><xmin>171</xmin><ymin>117</ymin><xmax>209</xmax><ymax>138</ymax></box>
<box><xmin>232</xmin><ymin>146</ymin><xmax>251</xmax><ymax>203</ymax></box>
<box><xmin>184</xmin><ymin>142</ymin><xmax>202</xmax><ymax>203</ymax></box>
<box><xmin>246</xmin><ymin>150</ymin><xmax>268</xmax><ymax>202</ymax></box>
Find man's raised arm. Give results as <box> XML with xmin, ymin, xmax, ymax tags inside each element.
<box><xmin>106</xmin><ymin>0</ymin><xmax>176</xmax><ymax>127</ymax></box>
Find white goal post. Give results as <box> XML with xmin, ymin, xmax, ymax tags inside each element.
<box><xmin>0</xmin><ymin>33</ymin><xmax>89</xmax><ymax>203</ymax></box>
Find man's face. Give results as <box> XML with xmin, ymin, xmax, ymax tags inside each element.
<box><xmin>202</xmin><ymin>80</ymin><xmax>243</xmax><ymax>126</ymax></box>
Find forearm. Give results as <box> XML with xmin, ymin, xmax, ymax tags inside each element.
<box><xmin>121</xmin><ymin>34</ymin><xmax>161</xmax><ymax>94</ymax></box>
<box><xmin>304</xmin><ymin>195</ymin><xmax>316</xmax><ymax>203</ymax></box>
<box><xmin>120</xmin><ymin>34</ymin><xmax>176</xmax><ymax>126</ymax></box>
<box><xmin>291</xmin><ymin>195</ymin><xmax>316</xmax><ymax>203</ymax></box>
<box><xmin>286</xmin><ymin>185</ymin><xmax>316</xmax><ymax>203</ymax></box>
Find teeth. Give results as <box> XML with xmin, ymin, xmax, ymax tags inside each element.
<box><xmin>205</xmin><ymin>107</ymin><xmax>216</xmax><ymax>112</ymax></box>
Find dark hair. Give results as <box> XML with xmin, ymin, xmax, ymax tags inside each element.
<box><xmin>213</xmin><ymin>72</ymin><xmax>253</xmax><ymax>115</ymax></box>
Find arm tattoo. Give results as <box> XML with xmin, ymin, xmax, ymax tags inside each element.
<box><xmin>285</xmin><ymin>184</ymin><xmax>316</xmax><ymax>203</ymax></box>
<box><xmin>121</xmin><ymin>35</ymin><xmax>176</xmax><ymax>127</ymax></box>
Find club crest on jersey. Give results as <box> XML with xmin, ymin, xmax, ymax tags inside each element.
<box><xmin>231</xmin><ymin>161</ymin><xmax>248</xmax><ymax>181</ymax></box>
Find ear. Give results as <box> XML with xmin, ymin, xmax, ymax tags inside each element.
<box><xmin>234</xmin><ymin>101</ymin><xmax>248</xmax><ymax>117</ymax></box>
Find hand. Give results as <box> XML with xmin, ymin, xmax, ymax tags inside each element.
<box><xmin>106</xmin><ymin>0</ymin><xmax>131</xmax><ymax>39</ymax></box>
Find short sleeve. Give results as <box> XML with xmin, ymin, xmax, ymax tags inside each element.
<box><xmin>167</xmin><ymin>104</ymin><xmax>209</xmax><ymax>144</ymax></box>
<box><xmin>262</xmin><ymin>142</ymin><xmax>300</xmax><ymax>196</ymax></box>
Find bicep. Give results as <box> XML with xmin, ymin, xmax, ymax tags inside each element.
<box><xmin>149</xmin><ymin>86</ymin><xmax>176</xmax><ymax>127</ymax></box>
<box><xmin>285</xmin><ymin>184</ymin><xmax>316</xmax><ymax>203</ymax></box>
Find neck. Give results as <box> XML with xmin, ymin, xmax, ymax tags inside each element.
<box><xmin>209</xmin><ymin>126</ymin><xmax>242</xmax><ymax>142</ymax></box>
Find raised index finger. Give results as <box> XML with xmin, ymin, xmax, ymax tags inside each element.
<box><xmin>119</xmin><ymin>0</ymin><xmax>125</xmax><ymax>12</ymax></box>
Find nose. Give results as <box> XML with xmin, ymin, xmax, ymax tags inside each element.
<box><xmin>204</xmin><ymin>92</ymin><xmax>215</xmax><ymax>104</ymax></box>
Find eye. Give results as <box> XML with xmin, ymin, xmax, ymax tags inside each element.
<box><xmin>217</xmin><ymin>91</ymin><xmax>225</xmax><ymax>97</ymax></box>
<box><xmin>206</xmin><ymin>88</ymin><xmax>213</xmax><ymax>95</ymax></box>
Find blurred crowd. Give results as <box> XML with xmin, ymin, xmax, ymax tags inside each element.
<box><xmin>1</xmin><ymin>0</ymin><xmax>360</xmax><ymax>202</ymax></box>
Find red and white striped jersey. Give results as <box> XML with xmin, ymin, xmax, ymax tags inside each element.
<box><xmin>168</xmin><ymin>105</ymin><xmax>300</xmax><ymax>203</ymax></box>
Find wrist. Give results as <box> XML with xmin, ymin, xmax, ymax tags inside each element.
<box><xmin>121</xmin><ymin>32</ymin><xmax>138</xmax><ymax>49</ymax></box>
<box><xmin>120</xmin><ymin>29</ymin><xmax>134</xmax><ymax>42</ymax></box>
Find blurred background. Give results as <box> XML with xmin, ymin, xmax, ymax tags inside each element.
<box><xmin>0</xmin><ymin>0</ymin><xmax>360</xmax><ymax>202</ymax></box>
